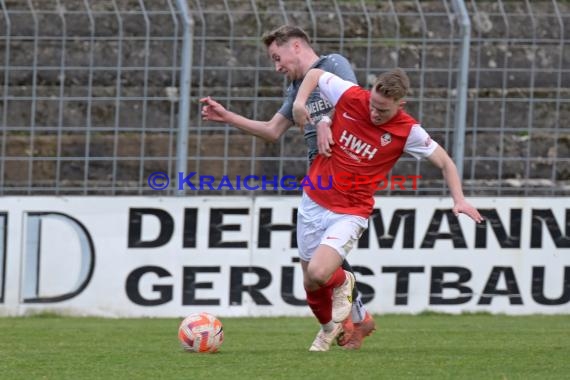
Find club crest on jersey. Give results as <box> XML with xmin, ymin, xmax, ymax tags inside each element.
<box><xmin>381</xmin><ymin>133</ymin><xmax>392</xmax><ymax>146</ymax></box>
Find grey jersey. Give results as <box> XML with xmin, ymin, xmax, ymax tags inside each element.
<box><xmin>278</xmin><ymin>54</ymin><xmax>357</xmax><ymax>164</ymax></box>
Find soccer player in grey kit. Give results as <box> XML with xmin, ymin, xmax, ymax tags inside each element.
<box><xmin>200</xmin><ymin>25</ymin><xmax>374</xmax><ymax>350</ymax></box>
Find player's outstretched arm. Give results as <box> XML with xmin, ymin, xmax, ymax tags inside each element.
<box><xmin>427</xmin><ymin>146</ymin><xmax>484</xmax><ymax>223</ymax></box>
<box><xmin>200</xmin><ymin>96</ymin><xmax>291</xmax><ymax>143</ymax></box>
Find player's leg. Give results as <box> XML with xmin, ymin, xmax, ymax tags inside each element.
<box><xmin>339</xmin><ymin>259</ymin><xmax>376</xmax><ymax>349</ymax></box>
<box><xmin>341</xmin><ymin>259</ymin><xmax>366</xmax><ymax>322</ymax></box>
<box><xmin>310</xmin><ymin>214</ymin><xmax>367</xmax><ymax>315</ymax></box>
<box><xmin>303</xmin><ymin>213</ymin><xmax>368</xmax><ymax>350</ymax></box>
<box><xmin>306</xmin><ymin>244</ymin><xmax>354</xmax><ymax>322</ymax></box>
<box><xmin>297</xmin><ymin>195</ymin><xmax>346</xmax><ymax>351</ymax></box>
<box><xmin>301</xmin><ymin>257</ymin><xmax>348</xmax><ymax>352</ymax></box>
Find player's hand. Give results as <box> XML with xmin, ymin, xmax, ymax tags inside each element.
<box><xmin>200</xmin><ymin>96</ymin><xmax>228</xmax><ymax>123</ymax></box>
<box><xmin>316</xmin><ymin>120</ymin><xmax>334</xmax><ymax>157</ymax></box>
<box><xmin>292</xmin><ymin>101</ymin><xmax>310</xmax><ymax>131</ymax></box>
<box><xmin>453</xmin><ymin>200</ymin><xmax>484</xmax><ymax>223</ymax></box>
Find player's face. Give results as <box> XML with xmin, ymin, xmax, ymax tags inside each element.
<box><xmin>369</xmin><ymin>90</ymin><xmax>404</xmax><ymax>125</ymax></box>
<box><xmin>267</xmin><ymin>40</ymin><xmax>302</xmax><ymax>80</ymax></box>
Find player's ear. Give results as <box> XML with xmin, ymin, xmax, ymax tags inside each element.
<box><xmin>293</xmin><ymin>39</ymin><xmax>302</xmax><ymax>52</ymax></box>
<box><xmin>399</xmin><ymin>100</ymin><xmax>406</xmax><ymax>108</ymax></box>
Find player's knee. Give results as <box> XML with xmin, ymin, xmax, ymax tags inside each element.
<box><xmin>306</xmin><ymin>266</ymin><xmax>329</xmax><ymax>287</ymax></box>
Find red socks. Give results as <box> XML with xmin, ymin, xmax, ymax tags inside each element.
<box><xmin>306</xmin><ymin>286</ymin><xmax>332</xmax><ymax>323</ymax></box>
<box><xmin>305</xmin><ymin>267</ymin><xmax>346</xmax><ymax>324</ymax></box>
<box><xmin>326</xmin><ymin>266</ymin><xmax>347</xmax><ymax>288</ymax></box>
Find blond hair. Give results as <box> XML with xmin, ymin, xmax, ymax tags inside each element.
<box><xmin>372</xmin><ymin>68</ymin><xmax>410</xmax><ymax>100</ymax></box>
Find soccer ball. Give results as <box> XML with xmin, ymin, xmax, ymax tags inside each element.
<box><xmin>178</xmin><ymin>312</ymin><xmax>224</xmax><ymax>353</ymax></box>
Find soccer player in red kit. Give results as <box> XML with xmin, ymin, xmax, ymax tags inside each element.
<box><xmin>292</xmin><ymin>67</ymin><xmax>484</xmax><ymax>351</ymax></box>
<box><xmin>201</xmin><ymin>26</ymin><xmax>375</xmax><ymax>351</ymax></box>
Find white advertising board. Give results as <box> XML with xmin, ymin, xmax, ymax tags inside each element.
<box><xmin>0</xmin><ymin>196</ymin><xmax>568</xmax><ymax>317</ymax></box>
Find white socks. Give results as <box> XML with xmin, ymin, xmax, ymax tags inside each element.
<box><xmin>321</xmin><ymin>320</ymin><xmax>337</xmax><ymax>332</ymax></box>
<box><xmin>351</xmin><ymin>294</ymin><xmax>366</xmax><ymax>323</ymax></box>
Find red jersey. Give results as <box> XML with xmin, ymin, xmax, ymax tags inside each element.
<box><xmin>305</xmin><ymin>74</ymin><xmax>437</xmax><ymax>217</ymax></box>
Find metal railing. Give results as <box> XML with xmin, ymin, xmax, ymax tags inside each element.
<box><xmin>0</xmin><ymin>0</ymin><xmax>568</xmax><ymax>196</ymax></box>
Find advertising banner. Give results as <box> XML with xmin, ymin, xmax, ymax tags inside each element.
<box><xmin>0</xmin><ymin>197</ymin><xmax>568</xmax><ymax>317</ymax></box>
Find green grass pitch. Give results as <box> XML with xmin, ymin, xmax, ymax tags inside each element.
<box><xmin>1</xmin><ymin>313</ymin><xmax>569</xmax><ymax>379</ymax></box>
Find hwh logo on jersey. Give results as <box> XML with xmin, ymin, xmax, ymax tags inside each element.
<box><xmin>339</xmin><ymin>130</ymin><xmax>378</xmax><ymax>160</ymax></box>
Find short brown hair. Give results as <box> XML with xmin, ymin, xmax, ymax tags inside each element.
<box><xmin>262</xmin><ymin>25</ymin><xmax>311</xmax><ymax>48</ymax></box>
<box><xmin>372</xmin><ymin>68</ymin><xmax>410</xmax><ymax>100</ymax></box>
